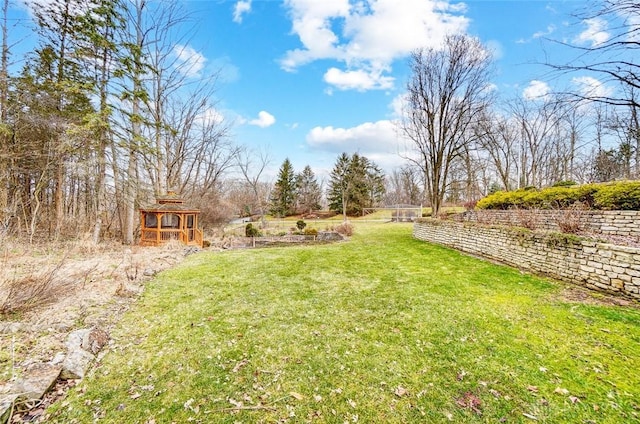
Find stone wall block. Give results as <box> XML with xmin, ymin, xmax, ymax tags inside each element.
<box><xmin>414</xmin><ymin>220</ymin><xmax>640</xmax><ymax>301</ymax></box>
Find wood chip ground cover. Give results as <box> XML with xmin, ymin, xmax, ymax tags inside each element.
<box><xmin>45</xmin><ymin>223</ymin><xmax>640</xmax><ymax>423</ymax></box>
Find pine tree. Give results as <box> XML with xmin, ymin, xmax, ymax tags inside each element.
<box><xmin>327</xmin><ymin>152</ymin><xmax>351</xmax><ymax>221</ymax></box>
<box><xmin>296</xmin><ymin>165</ymin><xmax>321</xmax><ymax>214</ymax></box>
<box><xmin>327</xmin><ymin>153</ymin><xmax>385</xmax><ymax>218</ymax></box>
<box><xmin>270</xmin><ymin>158</ymin><xmax>297</xmax><ymax>217</ymax></box>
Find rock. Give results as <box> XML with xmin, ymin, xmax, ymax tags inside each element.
<box><xmin>0</xmin><ymin>363</ymin><xmax>61</xmax><ymax>424</ymax></box>
<box><xmin>81</xmin><ymin>328</ymin><xmax>109</xmax><ymax>355</ymax></box>
<box><xmin>143</xmin><ymin>268</ymin><xmax>156</xmax><ymax>277</ymax></box>
<box><xmin>13</xmin><ymin>363</ymin><xmax>61</xmax><ymax>400</ymax></box>
<box><xmin>60</xmin><ymin>328</ymin><xmax>108</xmax><ymax>380</ymax></box>
<box><xmin>50</xmin><ymin>352</ymin><xmax>66</xmax><ymax>366</ymax></box>
<box><xmin>65</xmin><ymin>329</ymin><xmax>90</xmax><ymax>351</ymax></box>
<box><xmin>60</xmin><ymin>348</ymin><xmax>94</xmax><ymax>380</ymax></box>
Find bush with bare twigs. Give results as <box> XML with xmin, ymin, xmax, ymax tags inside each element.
<box><xmin>554</xmin><ymin>203</ymin><xmax>586</xmax><ymax>234</ymax></box>
<box><xmin>514</xmin><ymin>208</ymin><xmax>539</xmax><ymax>230</ymax></box>
<box><xmin>0</xmin><ymin>260</ymin><xmax>69</xmax><ymax>316</ymax></box>
<box><xmin>335</xmin><ymin>222</ymin><xmax>354</xmax><ymax>236</ymax></box>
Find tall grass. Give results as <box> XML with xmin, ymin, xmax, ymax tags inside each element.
<box><xmin>47</xmin><ymin>223</ymin><xmax>640</xmax><ymax>423</ymax></box>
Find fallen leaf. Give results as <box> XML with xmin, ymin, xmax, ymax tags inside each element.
<box><xmin>347</xmin><ymin>399</ymin><xmax>357</xmax><ymax>408</ymax></box>
<box><xmin>290</xmin><ymin>391</ymin><xmax>304</xmax><ymax>400</ymax></box>
<box><xmin>539</xmin><ymin>367</ymin><xmax>548</xmax><ymax>373</ymax></box>
<box><xmin>569</xmin><ymin>396</ymin><xmax>580</xmax><ymax>404</ymax></box>
<box><xmin>455</xmin><ymin>392</ymin><xmax>482</xmax><ymax>415</ymax></box>
<box><xmin>523</xmin><ymin>412</ymin><xmax>538</xmax><ymax>420</ymax></box>
<box><xmin>527</xmin><ymin>386</ymin><xmax>539</xmax><ymax>393</ymax></box>
<box><xmin>554</xmin><ymin>387</ymin><xmax>570</xmax><ymax>395</ymax></box>
<box><xmin>228</xmin><ymin>398</ymin><xmax>243</xmax><ymax>408</ymax></box>
<box><xmin>130</xmin><ymin>392</ymin><xmax>142</xmax><ymax>400</ymax></box>
<box><xmin>394</xmin><ymin>386</ymin><xmax>408</xmax><ymax>397</ymax></box>
<box><xmin>456</xmin><ymin>370</ymin><xmax>467</xmax><ymax>381</ymax></box>
<box><xmin>593</xmin><ymin>404</ymin><xmax>600</xmax><ymax>411</ymax></box>
<box><xmin>489</xmin><ymin>389</ymin><xmax>501</xmax><ymax>398</ymax></box>
<box><xmin>232</xmin><ymin>359</ymin><xmax>249</xmax><ymax>373</ymax></box>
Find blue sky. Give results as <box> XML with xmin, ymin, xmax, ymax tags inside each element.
<box><xmin>10</xmin><ymin>0</ymin><xmax>613</xmax><ymax>179</ymax></box>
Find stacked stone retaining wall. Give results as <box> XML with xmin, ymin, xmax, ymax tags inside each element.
<box><xmin>460</xmin><ymin>210</ymin><xmax>640</xmax><ymax>238</ymax></box>
<box><xmin>413</xmin><ymin>219</ymin><xmax>640</xmax><ymax>300</ymax></box>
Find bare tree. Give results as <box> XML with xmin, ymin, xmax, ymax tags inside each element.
<box><xmin>235</xmin><ymin>147</ymin><xmax>271</xmax><ymax>227</ymax></box>
<box><xmin>385</xmin><ymin>165</ymin><xmax>423</xmax><ymax>205</ymax></box>
<box><xmin>548</xmin><ymin>0</ymin><xmax>640</xmax><ymax>109</ymax></box>
<box><xmin>474</xmin><ymin>110</ymin><xmax>520</xmax><ymax>191</ymax></box>
<box><xmin>399</xmin><ymin>34</ymin><xmax>493</xmax><ymax>216</ymax></box>
<box><xmin>509</xmin><ymin>95</ymin><xmax>570</xmax><ymax>188</ymax></box>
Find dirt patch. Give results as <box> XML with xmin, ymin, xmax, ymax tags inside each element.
<box><xmin>554</xmin><ymin>283</ymin><xmax>639</xmax><ymax>309</ymax></box>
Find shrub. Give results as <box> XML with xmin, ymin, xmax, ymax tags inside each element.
<box><xmin>296</xmin><ymin>220</ymin><xmax>307</xmax><ymax>231</ymax></box>
<box><xmin>304</xmin><ymin>228</ymin><xmax>318</xmax><ymax>236</ymax></box>
<box><xmin>202</xmin><ymin>240</ymin><xmax>211</xmax><ymax>248</ymax></box>
<box><xmin>1</xmin><ymin>260</ymin><xmax>69</xmax><ymax>316</ymax></box>
<box><xmin>554</xmin><ymin>203</ymin><xmax>586</xmax><ymax>234</ymax></box>
<box><xmin>245</xmin><ymin>223</ymin><xmax>261</xmax><ymax>237</ymax></box>
<box><xmin>593</xmin><ymin>181</ymin><xmax>640</xmax><ymax>210</ymax></box>
<box><xmin>552</xmin><ymin>180</ymin><xmax>577</xmax><ymax>187</ymax></box>
<box><xmin>477</xmin><ymin>181</ymin><xmax>640</xmax><ymax>211</ymax></box>
<box><xmin>463</xmin><ymin>200</ymin><xmax>477</xmax><ymax>211</ymax></box>
<box><xmin>514</xmin><ymin>208</ymin><xmax>538</xmax><ymax>230</ymax></box>
<box><xmin>335</xmin><ymin>222</ymin><xmax>354</xmax><ymax>236</ymax></box>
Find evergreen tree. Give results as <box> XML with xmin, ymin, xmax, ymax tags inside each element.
<box><xmin>270</xmin><ymin>158</ymin><xmax>297</xmax><ymax>217</ymax></box>
<box><xmin>296</xmin><ymin>165</ymin><xmax>321</xmax><ymax>214</ymax></box>
<box><xmin>327</xmin><ymin>152</ymin><xmax>351</xmax><ymax>221</ymax></box>
<box><xmin>327</xmin><ymin>153</ymin><xmax>385</xmax><ymax>219</ymax></box>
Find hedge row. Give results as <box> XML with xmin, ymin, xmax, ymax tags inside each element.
<box><xmin>476</xmin><ymin>181</ymin><xmax>640</xmax><ymax>210</ymax></box>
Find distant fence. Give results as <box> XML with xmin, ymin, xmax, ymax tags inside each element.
<box><xmin>362</xmin><ymin>205</ymin><xmax>423</xmax><ymax>222</ymax></box>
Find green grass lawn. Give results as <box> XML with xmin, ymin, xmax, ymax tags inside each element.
<box><xmin>48</xmin><ymin>223</ymin><xmax>640</xmax><ymax>423</ymax></box>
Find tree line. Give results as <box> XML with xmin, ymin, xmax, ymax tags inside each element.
<box><xmin>1</xmin><ymin>0</ymin><xmax>240</xmax><ymax>243</ymax></box>
<box><xmin>269</xmin><ymin>153</ymin><xmax>386</xmax><ymax>221</ymax></box>
<box><xmin>1</xmin><ymin>0</ymin><xmax>637</xmax><ymax>243</ymax></box>
<box><xmin>400</xmin><ymin>1</ymin><xmax>640</xmax><ymax>216</ymax></box>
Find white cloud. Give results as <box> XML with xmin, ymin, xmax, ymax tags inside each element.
<box><xmin>233</xmin><ymin>0</ymin><xmax>252</xmax><ymax>24</ymax></box>
<box><xmin>249</xmin><ymin>111</ymin><xmax>276</xmax><ymax>128</ymax></box>
<box><xmin>523</xmin><ymin>80</ymin><xmax>550</xmax><ymax>100</ymax></box>
<box><xmin>173</xmin><ymin>44</ymin><xmax>207</xmax><ymax>78</ymax></box>
<box><xmin>533</xmin><ymin>25</ymin><xmax>556</xmax><ymax>39</ymax></box>
<box><xmin>307</xmin><ymin>120</ymin><xmax>398</xmax><ymax>152</ymax></box>
<box><xmin>323</xmin><ymin>67</ymin><xmax>394</xmax><ymax>91</ymax></box>
<box><xmin>307</xmin><ymin>120</ymin><xmax>407</xmax><ymax>170</ymax></box>
<box><xmin>571</xmin><ymin>76</ymin><xmax>613</xmax><ymax>99</ymax></box>
<box><xmin>196</xmin><ymin>107</ymin><xmax>225</xmax><ymax>126</ymax></box>
<box><xmin>281</xmin><ymin>0</ymin><xmax>469</xmax><ymax>91</ymax></box>
<box><xmin>575</xmin><ymin>18</ymin><xmax>609</xmax><ymax>47</ymax></box>
<box><xmin>390</xmin><ymin>93</ymin><xmax>408</xmax><ymax>118</ymax></box>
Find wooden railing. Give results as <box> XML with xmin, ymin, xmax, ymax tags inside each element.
<box><xmin>140</xmin><ymin>228</ymin><xmax>203</xmax><ymax>247</ymax></box>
